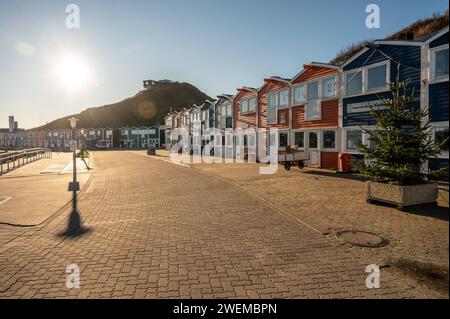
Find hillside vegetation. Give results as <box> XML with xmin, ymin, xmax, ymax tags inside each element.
<box><xmin>36</xmin><ymin>81</ymin><xmax>211</xmax><ymax>130</ymax></box>
<box><xmin>331</xmin><ymin>9</ymin><xmax>449</xmax><ymax>65</ymax></box>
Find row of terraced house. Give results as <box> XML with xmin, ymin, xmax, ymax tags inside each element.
<box><xmin>0</xmin><ymin>125</ymin><xmax>162</xmax><ymax>150</ymax></box>
<box><xmin>165</xmin><ymin>27</ymin><xmax>449</xmax><ymax>172</ymax></box>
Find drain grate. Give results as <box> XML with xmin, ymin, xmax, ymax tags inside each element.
<box><xmin>335</xmin><ymin>230</ymin><xmax>389</xmax><ymax>248</ymax></box>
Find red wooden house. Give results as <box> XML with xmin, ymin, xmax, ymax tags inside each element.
<box><xmin>233</xmin><ymin>87</ymin><xmax>258</xmax><ymax>130</ymax></box>
<box><xmin>257</xmin><ymin>76</ymin><xmax>291</xmax><ymax>149</ymax></box>
<box><xmin>233</xmin><ymin>86</ymin><xmax>258</xmax><ymax>161</ymax></box>
<box><xmin>290</xmin><ymin>62</ymin><xmax>341</xmax><ymax>170</ymax></box>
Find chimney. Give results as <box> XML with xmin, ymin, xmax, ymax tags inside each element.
<box><xmin>397</xmin><ymin>32</ymin><xmax>414</xmax><ymax>41</ymax></box>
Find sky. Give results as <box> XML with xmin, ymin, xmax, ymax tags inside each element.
<box><xmin>0</xmin><ymin>0</ymin><xmax>448</xmax><ymax>129</ymax></box>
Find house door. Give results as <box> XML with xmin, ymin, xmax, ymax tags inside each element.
<box><xmin>306</xmin><ymin>131</ymin><xmax>320</xmax><ymax>167</ymax></box>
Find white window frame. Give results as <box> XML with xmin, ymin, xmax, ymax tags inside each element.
<box><xmin>305</xmin><ymin>99</ymin><xmax>321</xmax><ymax>121</ymax></box>
<box><xmin>343</xmin><ymin>127</ymin><xmax>373</xmax><ymax>153</ymax></box>
<box><xmin>343</xmin><ymin>60</ymin><xmax>391</xmax><ymax>98</ymax></box>
<box><xmin>278</xmin><ymin>131</ymin><xmax>290</xmax><ymax>149</ymax></box>
<box><xmin>321</xmin><ymin>129</ymin><xmax>338</xmax><ymax>151</ymax></box>
<box><xmin>292</xmin><ymin>84</ymin><xmax>306</xmax><ymax>105</ymax></box>
<box><xmin>291</xmin><ymin>75</ymin><xmax>338</xmax><ymax>106</ymax></box>
<box><xmin>267</xmin><ymin>88</ymin><xmax>290</xmax><ymax>110</ymax></box>
<box><xmin>292</xmin><ymin>130</ymin><xmax>305</xmax><ymax>150</ymax></box>
<box><xmin>430</xmin><ymin>44</ymin><xmax>449</xmax><ymax>84</ymax></box>
<box><xmin>432</xmin><ymin>122</ymin><xmax>449</xmax><ymax>159</ymax></box>
<box><xmin>267</xmin><ymin>93</ymin><xmax>278</xmax><ymax>124</ymax></box>
<box><xmin>240</xmin><ymin>97</ymin><xmax>256</xmax><ymax>114</ymax></box>
<box><xmin>307</xmin><ymin>130</ymin><xmax>319</xmax><ymax>150</ymax></box>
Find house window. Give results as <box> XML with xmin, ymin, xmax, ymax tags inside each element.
<box><xmin>322</xmin><ymin>77</ymin><xmax>337</xmax><ymax>98</ymax></box>
<box><xmin>295</xmin><ymin>132</ymin><xmax>304</xmax><ymax>148</ymax></box>
<box><xmin>345</xmin><ymin>61</ymin><xmax>390</xmax><ymax>96</ymax></box>
<box><xmin>293</xmin><ymin>85</ymin><xmax>306</xmax><ymax>105</ymax></box>
<box><xmin>248</xmin><ymin>98</ymin><xmax>256</xmax><ymax>112</ymax></box>
<box><xmin>305</xmin><ymin>100</ymin><xmax>321</xmax><ymax>121</ymax></box>
<box><xmin>346</xmin><ymin>71</ymin><xmax>363</xmax><ymax>95</ymax></box>
<box><xmin>367</xmin><ymin>64</ymin><xmax>387</xmax><ymax>91</ymax></box>
<box><xmin>240</xmin><ymin>97</ymin><xmax>256</xmax><ymax>114</ymax></box>
<box><xmin>226</xmin><ymin>104</ymin><xmax>232</xmax><ymax>117</ymax></box>
<box><xmin>307</xmin><ymin>82</ymin><xmax>319</xmax><ymax>101</ymax></box>
<box><xmin>323</xmin><ymin>131</ymin><xmax>336</xmax><ymax>149</ymax></box>
<box><xmin>279</xmin><ymin>89</ymin><xmax>289</xmax><ymax>109</ymax></box>
<box><xmin>435</xmin><ymin>127</ymin><xmax>449</xmax><ymax>152</ymax></box>
<box><xmin>432</xmin><ymin>46</ymin><xmax>449</xmax><ymax>81</ymax></box>
<box><xmin>279</xmin><ymin>132</ymin><xmax>288</xmax><ymax>147</ymax></box>
<box><xmin>346</xmin><ymin>130</ymin><xmax>362</xmax><ymax>150</ymax></box>
<box><xmin>267</xmin><ymin>93</ymin><xmax>277</xmax><ymax>124</ymax></box>
<box><xmin>308</xmin><ymin>132</ymin><xmax>318</xmax><ymax>149</ymax></box>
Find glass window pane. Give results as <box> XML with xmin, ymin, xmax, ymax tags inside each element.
<box><xmin>307</xmin><ymin>82</ymin><xmax>319</xmax><ymax>101</ymax></box>
<box><xmin>323</xmin><ymin>130</ymin><xmax>336</xmax><ymax>149</ymax></box>
<box><xmin>435</xmin><ymin>128</ymin><xmax>449</xmax><ymax>152</ymax></box>
<box><xmin>295</xmin><ymin>132</ymin><xmax>304</xmax><ymax>148</ymax></box>
<box><xmin>241</xmin><ymin>100</ymin><xmax>248</xmax><ymax>113</ymax></box>
<box><xmin>368</xmin><ymin>65</ymin><xmax>387</xmax><ymax>91</ymax></box>
<box><xmin>322</xmin><ymin>77</ymin><xmax>337</xmax><ymax>98</ymax></box>
<box><xmin>436</xmin><ymin>49</ymin><xmax>449</xmax><ymax>78</ymax></box>
<box><xmin>346</xmin><ymin>71</ymin><xmax>362</xmax><ymax>95</ymax></box>
<box><xmin>309</xmin><ymin>132</ymin><xmax>318</xmax><ymax>149</ymax></box>
<box><xmin>226</xmin><ymin>105</ymin><xmax>232</xmax><ymax>116</ymax></box>
<box><xmin>268</xmin><ymin>94</ymin><xmax>277</xmax><ymax>108</ymax></box>
<box><xmin>267</xmin><ymin>94</ymin><xmax>277</xmax><ymax>124</ymax></box>
<box><xmin>293</xmin><ymin>85</ymin><xmax>306</xmax><ymax>104</ymax></box>
<box><xmin>279</xmin><ymin>133</ymin><xmax>288</xmax><ymax>147</ymax></box>
<box><xmin>279</xmin><ymin>89</ymin><xmax>289</xmax><ymax>108</ymax></box>
<box><xmin>347</xmin><ymin>130</ymin><xmax>362</xmax><ymax>149</ymax></box>
<box><xmin>248</xmin><ymin>98</ymin><xmax>255</xmax><ymax>112</ymax></box>
<box><xmin>306</xmin><ymin>100</ymin><xmax>321</xmax><ymax>120</ymax></box>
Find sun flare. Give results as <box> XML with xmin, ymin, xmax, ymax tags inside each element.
<box><xmin>54</xmin><ymin>54</ymin><xmax>91</xmax><ymax>91</ymax></box>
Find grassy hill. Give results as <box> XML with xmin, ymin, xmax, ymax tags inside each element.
<box><xmin>330</xmin><ymin>9</ymin><xmax>449</xmax><ymax>65</ymax></box>
<box><xmin>36</xmin><ymin>81</ymin><xmax>211</xmax><ymax>130</ymax></box>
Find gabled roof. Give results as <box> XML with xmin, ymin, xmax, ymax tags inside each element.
<box><xmin>425</xmin><ymin>25</ymin><xmax>449</xmax><ymax>44</ymax></box>
<box><xmin>216</xmin><ymin>94</ymin><xmax>233</xmax><ymax>101</ymax></box>
<box><xmin>257</xmin><ymin>76</ymin><xmax>291</xmax><ymax>92</ymax></box>
<box><xmin>340</xmin><ymin>38</ymin><xmax>426</xmax><ymax>68</ymax></box>
<box><xmin>237</xmin><ymin>86</ymin><xmax>257</xmax><ymax>93</ymax></box>
<box><xmin>290</xmin><ymin>62</ymin><xmax>339</xmax><ymax>83</ymax></box>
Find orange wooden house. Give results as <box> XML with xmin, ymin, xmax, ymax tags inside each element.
<box><xmin>290</xmin><ymin>62</ymin><xmax>341</xmax><ymax>170</ymax></box>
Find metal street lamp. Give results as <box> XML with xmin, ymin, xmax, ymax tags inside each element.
<box><xmin>68</xmin><ymin>117</ymin><xmax>80</xmax><ymax>214</ymax></box>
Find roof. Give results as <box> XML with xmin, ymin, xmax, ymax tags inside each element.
<box><xmin>290</xmin><ymin>62</ymin><xmax>339</xmax><ymax>83</ymax></box>
<box><xmin>425</xmin><ymin>25</ymin><xmax>449</xmax><ymax>43</ymax></box>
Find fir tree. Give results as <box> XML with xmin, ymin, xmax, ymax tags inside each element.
<box><xmin>354</xmin><ymin>79</ymin><xmax>448</xmax><ymax>186</ymax></box>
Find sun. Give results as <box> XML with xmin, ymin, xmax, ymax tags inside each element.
<box><xmin>54</xmin><ymin>54</ymin><xmax>91</xmax><ymax>91</ymax></box>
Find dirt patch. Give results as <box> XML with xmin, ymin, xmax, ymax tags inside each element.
<box><xmin>388</xmin><ymin>258</ymin><xmax>449</xmax><ymax>296</ymax></box>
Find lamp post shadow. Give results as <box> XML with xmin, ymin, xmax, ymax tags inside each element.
<box><xmin>57</xmin><ymin>207</ymin><xmax>91</xmax><ymax>238</ymax></box>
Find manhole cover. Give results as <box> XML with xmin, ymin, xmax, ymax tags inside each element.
<box><xmin>335</xmin><ymin>230</ymin><xmax>389</xmax><ymax>248</ymax></box>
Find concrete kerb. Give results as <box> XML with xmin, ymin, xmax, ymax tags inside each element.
<box><xmin>0</xmin><ymin>154</ymin><xmax>95</xmax><ymax>229</ymax></box>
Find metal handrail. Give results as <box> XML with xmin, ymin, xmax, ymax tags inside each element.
<box><xmin>0</xmin><ymin>148</ymin><xmax>52</xmax><ymax>175</ymax></box>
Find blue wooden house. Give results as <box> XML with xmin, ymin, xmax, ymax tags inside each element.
<box><xmin>340</xmin><ymin>38</ymin><xmax>423</xmax><ymax>156</ymax></box>
<box><xmin>425</xmin><ymin>26</ymin><xmax>449</xmax><ymax>174</ymax></box>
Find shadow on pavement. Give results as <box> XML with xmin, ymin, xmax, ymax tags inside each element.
<box><xmin>302</xmin><ymin>170</ymin><xmax>369</xmax><ymax>182</ymax></box>
<box><xmin>403</xmin><ymin>204</ymin><xmax>449</xmax><ymax>221</ymax></box>
<box><xmin>57</xmin><ymin>209</ymin><xmax>91</xmax><ymax>238</ymax></box>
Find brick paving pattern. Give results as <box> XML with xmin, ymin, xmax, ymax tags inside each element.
<box><xmin>0</xmin><ymin>151</ymin><xmax>446</xmax><ymax>298</ymax></box>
